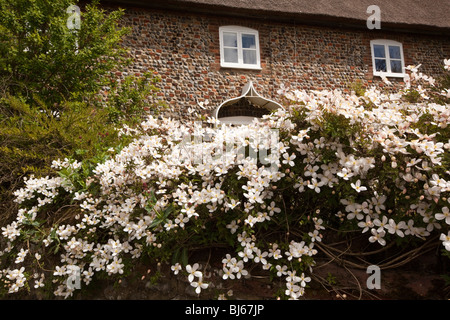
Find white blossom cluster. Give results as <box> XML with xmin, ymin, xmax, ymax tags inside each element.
<box><xmin>0</xmin><ymin>62</ymin><xmax>449</xmax><ymax>299</ymax></box>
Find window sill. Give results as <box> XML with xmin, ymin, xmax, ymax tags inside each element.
<box><xmin>373</xmin><ymin>72</ymin><xmax>406</xmax><ymax>78</ymax></box>
<box><xmin>220</xmin><ymin>63</ymin><xmax>262</xmax><ymax>71</ymax></box>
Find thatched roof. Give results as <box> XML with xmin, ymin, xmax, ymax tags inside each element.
<box><xmin>102</xmin><ymin>0</ymin><xmax>450</xmax><ymax>34</ymax></box>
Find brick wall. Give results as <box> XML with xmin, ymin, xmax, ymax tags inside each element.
<box><xmin>114</xmin><ymin>6</ymin><xmax>450</xmax><ymax>118</ymax></box>
<box><xmin>217</xmin><ymin>98</ymin><xmax>271</xmax><ymax>119</ymax></box>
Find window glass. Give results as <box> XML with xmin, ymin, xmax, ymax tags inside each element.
<box><xmin>389</xmin><ymin>45</ymin><xmax>401</xmax><ymax>59</ymax></box>
<box><xmin>373</xmin><ymin>44</ymin><xmax>386</xmax><ymax>58</ymax></box>
<box><xmin>375</xmin><ymin>59</ymin><xmax>387</xmax><ymax>72</ymax></box>
<box><xmin>223</xmin><ymin>32</ymin><xmax>238</xmax><ymax>47</ymax></box>
<box><xmin>242</xmin><ymin>34</ymin><xmax>256</xmax><ymax>49</ymax></box>
<box><xmin>243</xmin><ymin>50</ymin><xmax>256</xmax><ymax>64</ymax></box>
<box><xmin>390</xmin><ymin>60</ymin><xmax>402</xmax><ymax>73</ymax></box>
<box><xmin>224</xmin><ymin>48</ymin><xmax>238</xmax><ymax>63</ymax></box>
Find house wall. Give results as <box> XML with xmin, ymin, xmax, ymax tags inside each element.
<box><xmin>114</xmin><ymin>6</ymin><xmax>450</xmax><ymax>118</ymax></box>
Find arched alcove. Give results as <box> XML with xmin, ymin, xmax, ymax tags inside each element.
<box><xmin>213</xmin><ymin>81</ymin><xmax>284</xmax><ymax>125</ymax></box>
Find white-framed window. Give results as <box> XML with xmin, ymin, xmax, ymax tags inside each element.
<box><xmin>219</xmin><ymin>26</ymin><xmax>261</xmax><ymax>70</ymax></box>
<box><xmin>370</xmin><ymin>39</ymin><xmax>405</xmax><ymax>78</ymax></box>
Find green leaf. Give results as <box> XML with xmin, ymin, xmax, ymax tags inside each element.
<box><xmin>149</xmin><ymin>204</ymin><xmax>175</xmax><ymax>229</ymax></box>
<box><xmin>148</xmin><ymin>218</ymin><xmax>163</xmax><ymax>229</ymax></box>
<box><xmin>171</xmin><ymin>247</ymin><xmax>180</xmax><ymax>265</ymax></box>
<box><xmin>181</xmin><ymin>247</ymin><xmax>189</xmax><ymax>266</ymax></box>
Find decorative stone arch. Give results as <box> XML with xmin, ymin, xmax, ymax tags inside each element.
<box><xmin>213</xmin><ymin>81</ymin><xmax>284</xmax><ymax>125</ymax></box>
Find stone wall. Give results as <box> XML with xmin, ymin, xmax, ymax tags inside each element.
<box><xmin>113</xmin><ymin>5</ymin><xmax>450</xmax><ymax>118</ymax></box>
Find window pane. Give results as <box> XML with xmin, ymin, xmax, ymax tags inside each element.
<box><xmin>390</xmin><ymin>60</ymin><xmax>402</xmax><ymax>73</ymax></box>
<box><xmin>223</xmin><ymin>32</ymin><xmax>237</xmax><ymax>47</ymax></box>
<box><xmin>224</xmin><ymin>48</ymin><xmax>238</xmax><ymax>63</ymax></box>
<box><xmin>373</xmin><ymin>44</ymin><xmax>386</xmax><ymax>58</ymax></box>
<box><xmin>242</xmin><ymin>34</ymin><xmax>256</xmax><ymax>49</ymax></box>
<box><xmin>389</xmin><ymin>46</ymin><xmax>401</xmax><ymax>59</ymax></box>
<box><xmin>375</xmin><ymin>59</ymin><xmax>387</xmax><ymax>72</ymax></box>
<box><xmin>243</xmin><ymin>49</ymin><xmax>256</xmax><ymax>64</ymax></box>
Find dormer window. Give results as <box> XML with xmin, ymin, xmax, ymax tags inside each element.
<box><xmin>219</xmin><ymin>26</ymin><xmax>261</xmax><ymax>70</ymax></box>
<box><xmin>370</xmin><ymin>39</ymin><xmax>405</xmax><ymax>77</ymax></box>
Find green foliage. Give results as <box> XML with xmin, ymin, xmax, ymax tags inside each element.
<box><xmin>0</xmin><ymin>95</ymin><xmax>134</xmax><ymax>222</ymax></box>
<box><xmin>0</xmin><ymin>0</ymin><xmax>130</xmax><ymax>107</ymax></box>
<box><xmin>348</xmin><ymin>79</ymin><xmax>366</xmax><ymax>97</ymax></box>
<box><xmin>0</xmin><ymin>0</ymin><xmax>162</xmax><ymax>226</ymax></box>
<box><xmin>403</xmin><ymin>88</ymin><xmax>421</xmax><ymax>103</ymax></box>
<box><xmin>326</xmin><ymin>272</ymin><xmax>338</xmax><ymax>286</ymax></box>
<box><xmin>103</xmin><ymin>71</ymin><xmax>164</xmax><ymax>125</ymax></box>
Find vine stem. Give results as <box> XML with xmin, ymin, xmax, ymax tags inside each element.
<box><xmin>26</xmin><ymin>239</ymin><xmax>53</xmax><ymax>273</ymax></box>
<box><xmin>314</xmin><ymin>234</ymin><xmax>440</xmax><ymax>270</ymax></box>
<box><xmin>281</xmin><ymin>196</ymin><xmax>290</xmax><ymax>243</ymax></box>
<box><xmin>319</xmin><ymin>239</ymin><xmax>396</xmax><ymax>257</ymax></box>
